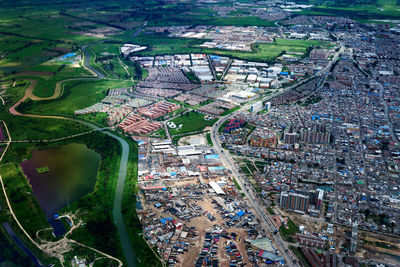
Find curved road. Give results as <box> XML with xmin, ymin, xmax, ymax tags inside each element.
<box><xmin>9</xmin><ymin>44</ymin><xmax>137</xmax><ymax>266</ymax></box>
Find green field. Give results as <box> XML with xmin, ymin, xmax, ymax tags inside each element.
<box><xmin>279</xmin><ymin>219</ymin><xmax>300</xmax><ymax>243</ymax></box>
<box><xmin>28</xmin><ymin>65</ymin><xmax>93</xmax><ymax>98</ymax></box>
<box><xmin>294</xmin><ymin>0</ymin><xmax>400</xmax><ymax>20</ymax></box>
<box><xmin>212</xmin><ymin>38</ymin><xmax>332</xmax><ymax>62</ymax></box>
<box><xmin>0</xmin><ymin>11</ymin><xmax>100</xmax><ymax>76</ymax></box>
<box><xmin>206</xmin><ymin>132</ymin><xmax>213</xmax><ymax>147</ymax></box>
<box><xmin>23</xmin><ymin>79</ymin><xmax>134</xmax><ymax>116</ymax></box>
<box><xmin>0</xmin><ymin>163</ymin><xmax>51</xmax><ymax>239</ymax></box>
<box><xmin>0</xmin><ymin>163</ymin><xmax>58</xmax><ymax>265</ymax></box>
<box><xmin>0</xmin><ymin>82</ymin><xmax>93</xmax><ymax>154</ymax></box>
<box><xmin>169</xmin><ymin>111</ymin><xmax>217</xmax><ymax>136</ymax></box>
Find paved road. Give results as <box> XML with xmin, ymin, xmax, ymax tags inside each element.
<box><xmin>209</xmin><ymin>45</ymin><xmax>343</xmax><ymax>265</ymax></box>
<box><xmin>378</xmin><ymin>82</ymin><xmax>400</xmax><ymax>145</ymax></box>
<box><xmin>210</xmin><ymin>116</ymin><xmax>298</xmax><ymax>266</ymax></box>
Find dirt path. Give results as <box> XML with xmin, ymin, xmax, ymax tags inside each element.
<box><xmin>4</xmin><ymin>46</ymin><xmax>137</xmax><ymax>266</ymax></box>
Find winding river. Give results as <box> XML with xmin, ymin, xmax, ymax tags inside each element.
<box><xmin>9</xmin><ymin>44</ymin><xmax>138</xmax><ymax>266</ymax></box>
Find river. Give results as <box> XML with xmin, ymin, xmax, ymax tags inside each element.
<box><xmin>9</xmin><ymin>44</ymin><xmax>138</xmax><ymax>266</ymax></box>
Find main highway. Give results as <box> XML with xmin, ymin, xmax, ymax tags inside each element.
<box><xmin>210</xmin><ymin>44</ymin><xmax>343</xmax><ymax>265</ymax></box>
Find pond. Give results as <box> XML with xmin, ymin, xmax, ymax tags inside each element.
<box><xmin>20</xmin><ymin>143</ymin><xmax>100</xmax><ymax>236</ymax></box>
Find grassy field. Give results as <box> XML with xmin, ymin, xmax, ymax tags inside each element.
<box><xmin>29</xmin><ymin>65</ymin><xmax>93</xmax><ymax>98</ymax></box>
<box><xmin>206</xmin><ymin>132</ymin><xmax>213</xmax><ymax>147</ymax></box>
<box><xmin>0</xmin><ymin>163</ymin><xmax>59</xmax><ymax>265</ymax></box>
<box><xmin>279</xmin><ymin>219</ymin><xmax>300</xmax><ymax>243</ymax></box>
<box><xmin>0</xmin><ymin>163</ymin><xmax>50</xmax><ymax>240</ymax></box>
<box><xmin>169</xmin><ymin>111</ymin><xmax>217</xmax><ymax>136</ymax></box>
<box><xmin>5</xmin><ymin>64</ymin><xmax>94</xmax><ymax>98</ymax></box>
<box><xmin>212</xmin><ymin>38</ymin><xmax>332</xmax><ymax>62</ymax></box>
<box><xmin>232</xmin><ymin>178</ymin><xmax>242</xmax><ymax>191</ymax></box>
<box><xmin>295</xmin><ymin>0</ymin><xmax>400</xmax><ymax>19</ymax></box>
<box><xmin>88</xmin><ymin>43</ymin><xmax>147</xmax><ymax>79</ymax></box>
<box><xmin>79</xmin><ymin>112</ymin><xmax>109</xmax><ymax>127</ymax></box>
<box><xmin>24</xmin><ymin>79</ymin><xmax>134</xmax><ymax>116</ymax></box>
<box><xmin>0</xmin><ymin>81</ymin><xmax>93</xmax><ymax>153</ymax></box>
<box><xmin>0</xmin><ymin>10</ymin><xmax>100</xmax><ymax>76</ymax></box>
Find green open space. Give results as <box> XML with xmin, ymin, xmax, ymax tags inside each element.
<box><xmin>169</xmin><ymin>111</ymin><xmax>217</xmax><ymax>136</ymax></box>
<box><xmin>0</xmin><ymin>163</ymin><xmax>51</xmax><ymax>240</ymax></box>
<box><xmin>279</xmin><ymin>218</ymin><xmax>300</xmax><ymax>243</ymax></box>
<box><xmin>0</xmin><ymin>10</ymin><xmax>101</xmax><ymax>76</ymax></box>
<box><xmin>20</xmin><ymin>79</ymin><xmax>134</xmax><ymax>116</ymax></box>
<box><xmin>232</xmin><ymin>178</ymin><xmax>242</xmax><ymax>191</ymax></box>
<box><xmin>0</xmin><ymin>82</ymin><xmax>93</xmax><ymax>153</ymax></box>
<box><xmin>84</xmin><ymin>45</ymin><xmax>144</xmax><ymax>80</ymax></box>
<box><xmin>294</xmin><ymin>0</ymin><xmax>400</xmax><ymax>20</ymax></box>
<box><xmin>206</xmin><ymin>132</ymin><xmax>213</xmax><ymax>147</ymax></box>
<box><xmin>28</xmin><ymin>65</ymin><xmax>93</xmax><ymax>98</ymax></box>
<box><xmin>79</xmin><ymin>112</ymin><xmax>109</xmax><ymax>128</ymax></box>
<box><xmin>150</xmin><ymin>128</ymin><xmax>167</xmax><ymax>139</ymax></box>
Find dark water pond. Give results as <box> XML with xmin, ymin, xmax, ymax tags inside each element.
<box><xmin>20</xmin><ymin>144</ymin><xmax>100</xmax><ymax>236</ymax></box>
